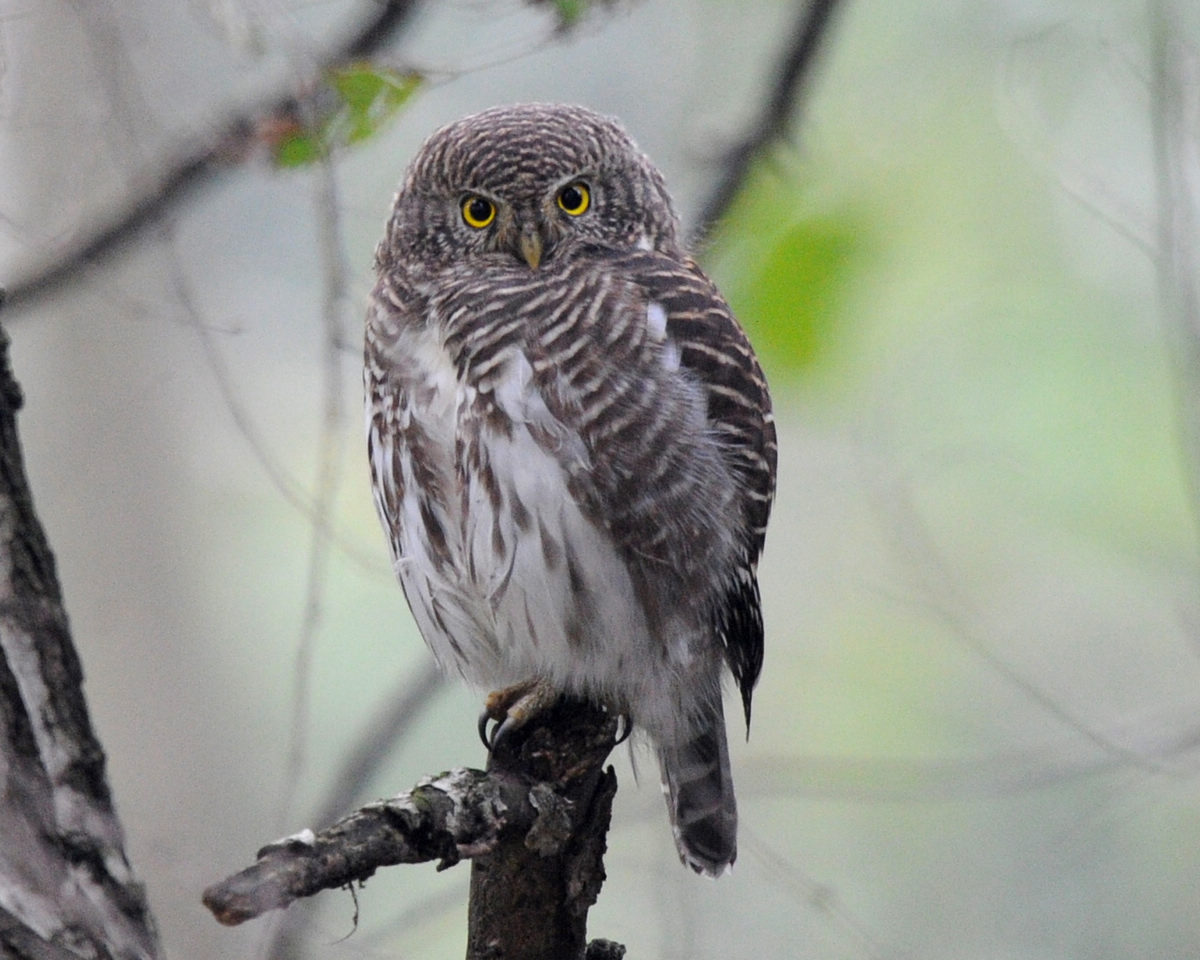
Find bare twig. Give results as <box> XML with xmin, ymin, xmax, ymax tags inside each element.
<box><xmin>1150</xmin><ymin>2</ymin><xmax>1200</xmax><ymax>547</ymax></box>
<box><xmin>858</xmin><ymin>432</ymin><xmax>1179</xmax><ymax>776</ymax></box>
<box><xmin>998</xmin><ymin>25</ymin><xmax>1156</xmax><ymax>256</ymax></box>
<box><xmin>692</xmin><ymin>0</ymin><xmax>843</xmax><ymax>242</ymax></box>
<box><xmin>275</xmin><ymin>150</ymin><xmax>354</xmax><ymax>829</ymax></box>
<box><xmin>2</xmin><ymin>0</ymin><xmax>423</xmax><ymax>313</ymax></box>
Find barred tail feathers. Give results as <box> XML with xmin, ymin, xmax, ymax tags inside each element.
<box><xmin>658</xmin><ymin>705</ymin><xmax>737</xmax><ymax>877</ymax></box>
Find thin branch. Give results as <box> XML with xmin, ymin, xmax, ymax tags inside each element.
<box><xmin>740</xmin><ymin>829</ymin><xmax>892</xmax><ymax>960</ymax></box>
<box><xmin>858</xmin><ymin>433</ymin><xmax>1180</xmax><ymax>777</ymax></box>
<box><xmin>4</xmin><ymin>149</ymin><xmax>220</xmax><ymax>312</ymax></box>
<box><xmin>204</xmin><ymin>766</ymin><xmax>524</xmax><ymax>925</ymax></box>
<box><xmin>691</xmin><ymin>0</ymin><xmax>843</xmax><ymax>242</ymax></box>
<box><xmin>1150</xmin><ymin>1</ymin><xmax>1200</xmax><ymax>551</ymax></box>
<box><xmin>2</xmin><ymin>0</ymin><xmax>422</xmax><ymax>313</ymax></box>
<box><xmin>177</xmin><ymin>279</ymin><xmax>385</xmax><ymax>572</ymax></box>
<box><xmin>275</xmin><ymin>147</ymin><xmax>353</xmax><ymax>830</ymax></box>
<box><xmin>997</xmin><ymin>25</ymin><xmax>1156</xmax><ymax>257</ymax></box>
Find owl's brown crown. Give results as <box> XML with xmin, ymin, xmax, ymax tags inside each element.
<box><xmin>382</xmin><ymin>102</ymin><xmax>680</xmax><ymax>269</ymax></box>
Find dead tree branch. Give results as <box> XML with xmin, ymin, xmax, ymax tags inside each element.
<box><xmin>203</xmin><ymin>698</ymin><xmax>623</xmax><ymax>960</ymax></box>
<box><xmin>204</xmin><ymin>766</ymin><xmax>523</xmax><ymax>925</ymax></box>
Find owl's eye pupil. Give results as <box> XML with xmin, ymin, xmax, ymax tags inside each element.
<box><xmin>462</xmin><ymin>196</ymin><xmax>496</xmax><ymax>229</ymax></box>
<box><xmin>557</xmin><ymin>182</ymin><xmax>590</xmax><ymax>216</ymax></box>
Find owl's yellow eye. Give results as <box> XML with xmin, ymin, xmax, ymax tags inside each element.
<box><xmin>557</xmin><ymin>182</ymin><xmax>590</xmax><ymax>216</ymax></box>
<box><xmin>461</xmin><ymin>195</ymin><xmax>496</xmax><ymax>229</ymax></box>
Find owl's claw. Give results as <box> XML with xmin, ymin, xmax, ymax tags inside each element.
<box><xmin>477</xmin><ymin>711</ymin><xmax>496</xmax><ymax>750</ymax></box>
<box><xmin>478</xmin><ymin>679</ymin><xmax>631</xmax><ymax>751</ymax></box>
<box><xmin>475</xmin><ymin>702</ymin><xmax>531</xmax><ymax>751</ymax></box>
<box><xmin>478</xmin><ymin>677</ymin><xmax>558</xmax><ymax>752</ymax></box>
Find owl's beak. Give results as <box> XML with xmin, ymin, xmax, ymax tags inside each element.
<box><xmin>518</xmin><ymin>229</ymin><xmax>543</xmax><ymax>270</ymax></box>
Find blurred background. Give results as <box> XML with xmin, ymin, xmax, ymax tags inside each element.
<box><xmin>3</xmin><ymin>0</ymin><xmax>1199</xmax><ymax>957</ymax></box>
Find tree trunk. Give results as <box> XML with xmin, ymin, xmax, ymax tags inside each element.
<box><xmin>0</xmin><ymin>297</ymin><xmax>161</xmax><ymax>960</ymax></box>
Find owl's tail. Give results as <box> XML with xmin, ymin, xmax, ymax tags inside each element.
<box><xmin>658</xmin><ymin>704</ymin><xmax>737</xmax><ymax>877</ymax></box>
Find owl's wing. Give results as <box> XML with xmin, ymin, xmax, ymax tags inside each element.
<box><xmin>632</xmin><ymin>253</ymin><xmax>778</xmax><ymax>730</ymax></box>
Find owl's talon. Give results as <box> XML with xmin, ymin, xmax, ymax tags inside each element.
<box><xmin>479</xmin><ymin>678</ymin><xmax>557</xmax><ymax>753</ymax></box>
<box><xmin>477</xmin><ymin>711</ymin><xmax>498</xmax><ymax>750</ymax></box>
<box><xmin>613</xmin><ymin>714</ymin><xmax>633</xmax><ymax>745</ymax></box>
<box><xmin>491</xmin><ymin>715</ymin><xmax>523</xmax><ymax>751</ymax></box>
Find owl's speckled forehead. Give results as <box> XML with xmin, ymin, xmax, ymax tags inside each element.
<box><xmin>406</xmin><ymin>103</ymin><xmax>648</xmax><ymax>194</ymax></box>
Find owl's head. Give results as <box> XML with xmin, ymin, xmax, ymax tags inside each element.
<box><xmin>381</xmin><ymin>103</ymin><xmax>680</xmax><ymax>272</ymax></box>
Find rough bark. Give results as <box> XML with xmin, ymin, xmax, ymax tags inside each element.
<box><xmin>0</xmin><ymin>296</ymin><xmax>161</xmax><ymax>960</ymax></box>
<box><xmin>203</xmin><ymin>697</ymin><xmax>624</xmax><ymax>958</ymax></box>
<box><xmin>466</xmin><ymin>699</ymin><xmax>620</xmax><ymax>960</ymax></box>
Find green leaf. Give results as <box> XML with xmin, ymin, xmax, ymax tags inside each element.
<box><xmin>741</xmin><ymin>216</ymin><xmax>862</xmax><ymax>373</ymax></box>
<box><xmin>706</xmin><ymin>162</ymin><xmax>874</xmax><ymax>384</ymax></box>
<box><xmin>328</xmin><ymin>65</ymin><xmax>422</xmax><ymax>147</ymax></box>
<box><xmin>271</xmin><ymin>65</ymin><xmax>422</xmax><ymax>168</ymax></box>
<box><xmin>551</xmin><ymin>0</ymin><xmax>587</xmax><ymax>28</ymax></box>
<box><xmin>274</xmin><ymin>132</ymin><xmax>323</xmax><ymax>169</ymax></box>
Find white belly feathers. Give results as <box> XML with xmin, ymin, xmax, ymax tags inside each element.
<box><xmin>392</xmin><ymin>333</ymin><xmax>649</xmax><ymax>702</ymax></box>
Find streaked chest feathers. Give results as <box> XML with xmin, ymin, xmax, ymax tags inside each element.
<box><xmin>366</xmin><ymin>257</ymin><xmax>739</xmax><ymax>721</ymax></box>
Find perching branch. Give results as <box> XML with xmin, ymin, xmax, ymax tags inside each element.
<box><xmin>203</xmin><ymin>698</ymin><xmax>623</xmax><ymax>960</ymax></box>
<box><xmin>466</xmin><ymin>700</ymin><xmax>620</xmax><ymax>960</ymax></box>
<box><xmin>692</xmin><ymin>0</ymin><xmax>844</xmax><ymax>241</ymax></box>
<box><xmin>0</xmin><ymin>292</ymin><xmax>161</xmax><ymax>960</ymax></box>
<box><xmin>2</xmin><ymin>0</ymin><xmax>422</xmax><ymax>313</ymax></box>
<box><xmin>204</xmin><ymin>766</ymin><xmax>524</xmax><ymax>925</ymax></box>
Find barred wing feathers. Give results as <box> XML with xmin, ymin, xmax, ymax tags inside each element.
<box><xmin>628</xmin><ymin>252</ymin><xmax>778</xmax><ymax>729</ymax></box>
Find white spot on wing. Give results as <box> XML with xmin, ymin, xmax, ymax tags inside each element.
<box><xmin>646</xmin><ymin>301</ymin><xmax>668</xmax><ymax>340</ymax></box>
<box><xmin>661</xmin><ymin>340</ymin><xmax>681</xmax><ymax>371</ymax></box>
<box><xmin>646</xmin><ymin>301</ymin><xmax>679</xmax><ymax>369</ymax></box>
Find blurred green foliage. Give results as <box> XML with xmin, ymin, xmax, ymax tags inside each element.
<box><xmin>274</xmin><ymin>65</ymin><xmax>422</xmax><ymax>168</ymax></box>
<box><xmin>706</xmin><ymin>159</ymin><xmax>874</xmax><ymax>387</ymax></box>
<box><xmin>551</xmin><ymin>0</ymin><xmax>587</xmax><ymax>29</ymax></box>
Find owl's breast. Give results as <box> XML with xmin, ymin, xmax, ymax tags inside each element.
<box><xmin>368</xmin><ymin>294</ymin><xmax>644</xmax><ymax>689</ymax></box>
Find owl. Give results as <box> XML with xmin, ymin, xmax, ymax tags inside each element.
<box><xmin>365</xmin><ymin>103</ymin><xmax>776</xmax><ymax>877</ymax></box>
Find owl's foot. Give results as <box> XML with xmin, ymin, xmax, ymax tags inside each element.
<box><xmin>478</xmin><ymin>677</ymin><xmax>559</xmax><ymax>750</ymax></box>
